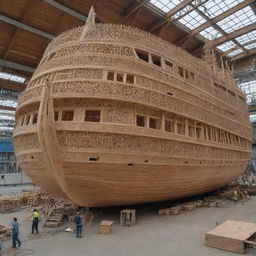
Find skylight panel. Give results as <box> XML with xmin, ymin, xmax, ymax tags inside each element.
<box><xmin>236</xmin><ymin>30</ymin><xmax>256</xmax><ymax>44</ymax></box>
<box><xmin>227</xmin><ymin>48</ymin><xmax>243</xmax><ymax>57</ymax></box>
<box><xmin>0</xmin><ymin>72</ymin><xmax>26</xmax><ymax>83</ymax></box>
<box><xmin>149</xmin><ymin>0</ymin><xmax>183</xmax><ymax>13</ymax></box>
<box><xmin>199</xmin><ymin>26</ymin><xmax>222</xmax><ymax>40</ymax></box>
<box><xmin>244</xmin><ymin>42</ymin><xmax>256</xmax><ymax>50</ymax></box>
<box><xmin>217</xmin><ymin>6</ymin><xmax>256</xmax><ymax>33</ymax></box>
<box><xmin>239</xmin><ymin>80</ymin><xmax>256</xmax><ymax>103</ymax></box>
<box><xmin>198</xmin><ymin>0</ymin><xmax>244</xmax><ymax>19</ymax></box>
<box><xmin>178</xmin><ymin>10</ymin><xmax>207</xmax><ymax>29</ymax></box>
<box><xmin>216</xmin><ymin>41</ymin><xmax>237</xmax><ymax>52</ymax></box>
<box><xmin>0</xmin><ymin>99</ymin><xmax>17</xmax><ymax>108</ymax></box>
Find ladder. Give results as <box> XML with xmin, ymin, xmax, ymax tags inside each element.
<box><xmin>43</xmin><ymin>207</ymin><xmax>64</xmax><ymax>228</ymax></box>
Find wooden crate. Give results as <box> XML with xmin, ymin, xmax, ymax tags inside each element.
<box><xmin>99</xmin><ymin>220</ymin><xmax>114</xmax><ymax>234</ymax></box>
<box><xmin>120</xmin><ymin>209</ymin><xmax>136</xmax><ymax>226</ymax></box>
<box><xmin>205</xmin><ymin>220</ymin><xmax>256</xmax><ymax>254</ymax></box>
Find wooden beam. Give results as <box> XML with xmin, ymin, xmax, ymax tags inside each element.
<box><xmin>149</xmin><ymin>0</ymin><xmax>194</xmax><ymax>33</ymax></box>
<box><xmin>210</xmin><ymin>23</ymin><xmax>256</xmax><ymax>47</ymax></box>
<box><xmin>224</xmin><ymin>39</ymin><xmax>256</xmax><ymax>56</ymax></box>
<box><xmin>124</xmin><ymin>0</ymin><xmax>150</xmax><ymax>18</ymax></box>
<box><xmin>0</xmin><ymin>59</ymin><xmax>35</xmax><ymax>73</ymax></box>
<box><xmin>42</xmin><ymin>0</ymin><xmax>87</xmax><ymax>21</ymax></box>
<box><xmin>0</xmin><ymin>105</ymin><xmax>16</xmax><ymax>111</ymax></box>
<box><xmin>177</xmin><ymin>0</ymin><xmax>255</xmax><ymax>44</ymax></box>
<box><xmin>231</xmin><ymin>48</ymin><xmax>256</xmax><ymax>61</ymax></box>
<box><xmin>0</xmin><ymin>78</ymin><xmax>27</xmax><ymax>92</ymax></box>
<box><xmin>0</xmin><ymin>14</ymin><xmax>54</xmax><ymax>39</ymax></box>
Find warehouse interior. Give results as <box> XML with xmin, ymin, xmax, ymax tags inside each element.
<box><xmin>0</xmin><ymin>0</ymin><xmax>256</xmax><ymax>255</ymax></box>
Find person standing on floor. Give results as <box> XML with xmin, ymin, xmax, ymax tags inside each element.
<box><xmin>74</xmin><ymin>212</ymin><xmax>83</xmax><ymax>238</ymax></box>
<box><xmin>32</xmin><ymin>209</ymin><xmax>39</xmax><ymax>234</ymax></box>
<box><xmin>11</xmin><ymin>217</ymin><xmax>21</xmax><ymax>248</ymax></box>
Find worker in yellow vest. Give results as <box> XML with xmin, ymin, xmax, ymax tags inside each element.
<box><xmin>32</xmin><ymin>209</ymin><xmax>39</xmax><ymax>234</ymax></box>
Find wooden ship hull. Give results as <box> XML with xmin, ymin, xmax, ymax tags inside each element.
<box><xmin>13</xmin><ymin>9</ymin><xmax>252</xmax><ymax>207</ymax></box>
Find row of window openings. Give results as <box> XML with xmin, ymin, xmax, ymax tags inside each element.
<box><xmin>18</xmin><ymin>110</ymin><xmax>101</xmax><ymax>127</ymax></box>
<box><xmin>135</xmin><ymin>49</ymin><xmax>195</xmax><ymax>81</ymax></box>
<box><xmin>136</xmin><ymin>115</ymin><xmax>245</xmax><ymax>147</ymax></box>
<box><xmin>135</xmin><ymin>49</ymin><xmax>242</xmax><ymax>100</ymax></box>
<box><xmin>107</xmin><ymin>71</ymin><xmax>134</xmax><ymax>84</ymax></box>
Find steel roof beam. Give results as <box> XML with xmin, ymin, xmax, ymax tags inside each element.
<box><xmin>124</xmin><ymin>0</ymin><xmax>150</xmax><ymax>18</ymax></box>
<box><xmin>0</xmin><ymin>78</ymin><xmax>26</xmax><ymax>92</ymax></box>
<box><xmin>0</xmin><ymin>14</ymin><xmax>54</xmax><ymax>39</ymax></box>
<box><xmin>149</xmin><ymin>0</ymin><xmax>195</xmax><ymax>33</ymax></box>
<box><xmin>42</xmin><ymin>0</ymin><xmax>87</xmax><ymax>21</ymax></box>
<box><xmin>231</xmin><ymin>48</ymin><xmax>256</xmax><ymax>61</ymax></box>
<box><xmin>210</xmin><ymin>23</ymin><xmax>256</xmax><ymax>47</ymax></box>
<box><xmin>0</xmin><ymin>59</ymin><xmax>35</xmax><ymax>73</ymax></box>
<box><xmin>0</xmin><ymin>105</ymin><xmax>16</xmax><ymax>111</ymax></box>
<box><xmin>177</xmin><ymin>0</ymin><xmax>255</xmax><ymax>45</ymax></box>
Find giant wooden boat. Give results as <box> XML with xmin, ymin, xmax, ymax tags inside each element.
<box><xmin>13</xmin><ymin>8</ymin><xmax>252</xmax><ymax>207</ymax></box>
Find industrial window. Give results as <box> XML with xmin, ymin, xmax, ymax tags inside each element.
<box><xmin>32</xmin><ymin>114</ymin><xmax>38</xmax><ymax>124</ymax></box>
<box><xmin>54</xmin><ymin>111</ymin><xmax>59</xmax><ymax>121</ymax></box>
<box><xmin>62</xmin><ymin>110</ymin><xmax>74</xmax><ymax>121</ymax></box>
<box><xmin>165</xmin><ymin>120</ymin><xmax>174</xmax><ymax>132</ymax></box>
<box><xmin>136</xmin><ymin>115</ymin><xmax>145</xmax><ymax>127</ymax></box>
<box><xmin>135</xmin><ymin>49</ymin><xmax>149</xmax><ymax>62</ymax></box>
<box><xmin>149</xmin><ymin>117</ymin><xmax>159</xmax><ymax>129</ymax></box>
<box><xmin>107</xmin><ymin>72</ymin><xmax>115</xmax><ymax>81</ymax></box>
<box><xmin>151</xmin><ymin>54</ymin><xmax>161</xmax><ymax>67</ymax></box>
<box><xmin>126</xmin><ymin>75</ymin><xmax>134</xmax><ymax>84</ymax></box>
<box><xmin>84</xmin><ymin>110</ymin><xmax>100</xmax><ymax>122</ymax></box>
<box><xmin>116</xmin><ymin>73</ymin><xmax>123</xmax><ymax>82</ymax></box>
<box><xmin>26</xmin><ymin>115</ymin><xmax>30</xmax><ymax>125</ymax></box>
<box><xmin>190</xmin><ymin>72</ymin><xmax>195</xmax><ymax>80</ymax></box>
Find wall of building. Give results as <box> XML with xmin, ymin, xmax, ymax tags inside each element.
<box><xmin>0</xmin><ymin>171</ymin><xmax>32</xmax><ymax>186</ymax></box>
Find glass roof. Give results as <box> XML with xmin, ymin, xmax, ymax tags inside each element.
<box><xmin>239</xmin><ymin>80</ymin><xmax>256</xmax><ymax>104</ymax></box>
<box><xmin>216</xmin><ymin>41</ymin><xmax>237</xmax><ymax>51</ymax></box>
<box><xmin>199</xmin><ymin>26</ymin><xmax>221</xmax><ymax>40</ymax></box>
<box><xmin>217</xmin><ymin>6</ymin><xmax>256</xmax><ymax>34</ymax></box>
<box><xmin>198</xmin><ymin>0</ymin><xmax>244</xmax><ymax>18</ymax></box>
<box><xmin>148</xmin><ymin>0</ymin><xmax>256</xmax><ymax>57</ymax></box>
<box><xmin>179</xmin><ymin>10</ymin><xmax>207</xmax><ymax>29</ymax></box>
<box><xmin>245</xmin><ymin>42</ymin><xmax>256</xmax><ymax>50</ymax></box>
<box><xmin>149</xmin><ymin>0</ymin><xmax>184</xmax><ymax>13</ymax></box>
<box><xmin>0</xmin><ymin>99</ymin><xmax>17</xmax><ymax>108</ymax></box>
<box><xmin>236</xmin><ymin>30</ymin><xmax>256</xmax><ymax>44</ymax></box>
<box><xmin>0</xmin><ymin>72</ymin><xmax>25</xmax><ymax>83</ymax></box>
<box><xmin>227</xmin><ymin>48</ymin><xmax>243</xmax><ymax>57</ymax></box>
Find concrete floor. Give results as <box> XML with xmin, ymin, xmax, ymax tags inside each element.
<box><xmin>1</xmin><ymin>197</ymin><xmax>256</xmax><ymax>256</ymax></box>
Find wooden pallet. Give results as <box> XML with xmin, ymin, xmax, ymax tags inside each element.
<box><xmin>43</xmin><ymin>208</ymin><xmax>64</xmax><ymax>228</ymax></box>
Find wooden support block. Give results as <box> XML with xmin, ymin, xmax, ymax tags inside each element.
<box><xmin>181</xmin><ymin>202</ymin><xmax>196</xmax><ymax>211</ymax></box>
<box><xmin>195</xmin><ymin>200</ymin><xmax>204</xmax><ymax>208</ymax></box>
<box><xmin>158</xmin><ymin>208</ymin><xmax>170</xmax><ymax>215</ymax></box>
<box><xmin>99</xmin><ymin>220</ymin><xmax>114</xmax><ymax>234</ymax></box>
<box><xmin>205</xmin><ymin>220</ymin><xmax>256</xmax><ymax>254</ymax></box>
<box><xmin>169</xmin><ymin>206</ymin><xmax>181</xmax><ymax>215</ymax></box>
